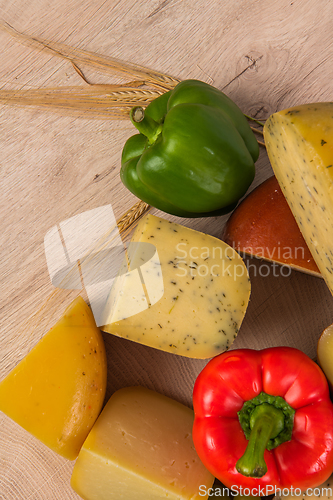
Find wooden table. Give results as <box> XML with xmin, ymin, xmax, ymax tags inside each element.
<box><xmin>1</xmin><ymin>1</ymin><xmax>333</xmax><ymax>498</ymax></box>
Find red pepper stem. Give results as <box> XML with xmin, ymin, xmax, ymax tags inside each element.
<box><xmin>236</xmin><ymin>403</ymin><xmax>285</xmax><ymax>478</ymax></box>
<box><xmin>130</xmin><ymin>106</ymin><xmax>162</xmax><ymax>145</ymax></box>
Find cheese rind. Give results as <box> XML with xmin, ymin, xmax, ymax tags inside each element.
<box><xmin>71</xmin><ymin>386</ymin><xmax>214</xmax><ymax>500</ymax></box>
<box><xmin>102</xmin><ymin>214</ymin><xmax>251</xmax><ymax>358</ymax></box>
<box><xmin>0</xmin><ymin>297</ymin><xmax>107</xmax><ymax>460</ymax></box>
<box><xmin>263</xmin><ymin>103</ymin><xmax>333</xmax><ymax>294</ymax></box>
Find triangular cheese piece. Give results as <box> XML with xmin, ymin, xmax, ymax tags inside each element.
<box><xmin>264</xmin><ymin>103</ymin><xmax>333</xmax><ymax>293</ymax></box>
<box><xmin>0</xmin><ymin>297</ymin><xmax>107</xmax><ymax>460</ymax></box>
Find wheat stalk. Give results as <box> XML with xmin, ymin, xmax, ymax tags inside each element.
<box><xmin>0</xmin><ymin>86</ymin><xmax>164</xmax><ymax>119</ymax></box>
<box><xmin>0</xmin><ymin>22</ymin><xmax>180</xmax><ymax>92</ymax></box>
<box><xmin>0</xmin><ymin>22</ymin><xmax>177</xmax><ymax>120</ymax></box>
<box><xmin>117</xmin><ymin>200</ymin><xmax>151</xmax><ymax>234</ymax></box>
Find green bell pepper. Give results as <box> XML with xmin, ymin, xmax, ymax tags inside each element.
<box><xmin>121</xmin><ymin>80</ymin><xmax>259</xmax><ymax>218</ymax></box>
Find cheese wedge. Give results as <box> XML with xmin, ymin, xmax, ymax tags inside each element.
<box><xmin>0</xmin><ymin>297</ymin><xmax>107</xmax><ymax>460</ymax></box>
<box><xmin>102</xmin><ymin>214</ymin><xmax>251</xmax><ymax>358</ymax></box>
<box><xmin>263</xmin><ymin>103</ymin><xmax>333</xmax><ymax>294</ymax></box>
<box><xmin>71</xmin><ymin>386</ymin><xmax>214</xmax><ymax>500</ymax></box>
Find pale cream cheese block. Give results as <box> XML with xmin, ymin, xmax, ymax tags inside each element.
<box><xmin>70</xmin><ymin>386</ymin><xmax>214</xmax><ymax>500</ymax></box>
<box><xmin>102</xmin><ymin>214</ymin><xmax>251</xmax><ymax>358</ymax></box>
<box><xmin>264</xmin><ymin>103</ymin><xmax>333</xmax><ymax>295</ymax></box>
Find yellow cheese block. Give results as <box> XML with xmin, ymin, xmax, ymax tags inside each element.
<box><xmin>263</xmin><ymin>103</ymin><xmax>333</xmax><ymax>294</ymax></box>
<box><xmin>102</xmin><ymin>214</ymin><xmax>251</xmax><ymax>358</ymax></box>
<box><xmin>0</xmin><ymin>296</ymin><xmax>107</xmax><ymax>460</ymax></box>
<box><xmin>71</xmin><ymin>386</ymin><xmax>214</xmax><ymax>500</ymax></box>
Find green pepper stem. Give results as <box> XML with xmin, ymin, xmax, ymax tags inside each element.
<box><xmin>236</xmin><ymin>403</ymin><xmax>285</xmax><ymax>478</ymax></box>
<box><xmin>130</xmin><ymin>106</ymin><xmax>162</xmax><ymax>145</ymax></box>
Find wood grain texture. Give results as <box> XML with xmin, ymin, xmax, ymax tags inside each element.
<box><xmin>1</xmin><ymin>0</ymin><xmax>333</xmax><ymax>498</ymax></box>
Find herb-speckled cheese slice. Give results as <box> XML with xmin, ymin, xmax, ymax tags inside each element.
<box><xmin>264</xmin><ymin>103</ymin><xmax>333</xmax><ymax>294</ymax></box>
<box><xmin>102</xmin><ymin>214</ymin><xmax>250</xmax><ymax>359</ymax></box>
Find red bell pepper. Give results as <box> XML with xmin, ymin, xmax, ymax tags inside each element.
<box><xmin>192</xmin><ymin>347</ymin><xmax>333</xmax><ymax>491</ymax></box>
